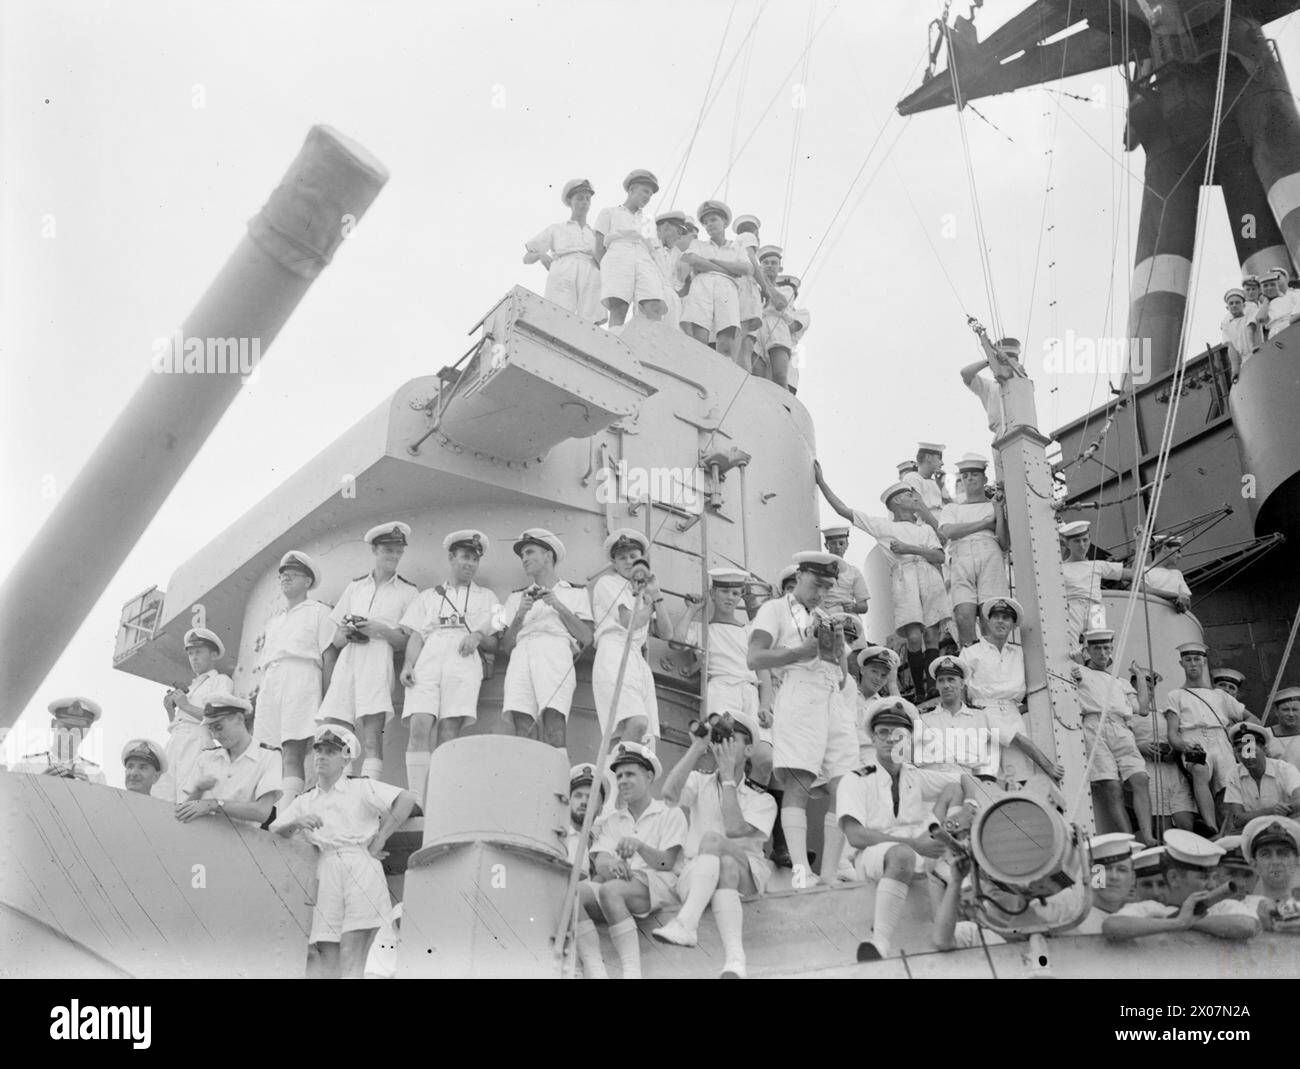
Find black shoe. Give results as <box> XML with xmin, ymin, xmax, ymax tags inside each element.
<box><xmin>771</xmin><ymin>847</ymin><xmax>792</xmax><ymax>869</ymax></box>
<box><xmin>856</xmin><ymin>941</ymin><xmax>883</xmax><ymax>963</ymax></box>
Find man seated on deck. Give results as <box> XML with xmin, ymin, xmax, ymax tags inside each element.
<box><xmin>175</xmin><ymin>695</ymin><xmax>281</xmax><ymax>827</ymax></box>
<box><xmin>565</xmin><ymin>762</ymin><xmax>609</xmax><ymax>869</ymax></box>
<box><xmin>1133</xmin><ymin>846</ymin><xmax>1168</xmax><ymax>902</ymax></box>
<box><xmin>1240</xmin><ymin>816</ymin><xmax>1300</xmax><ymax>932</ymax></box>
<box><xmin>121</xmin><ymin>738</ymin><xmax>166</xmax><ymax>796</ymax></box>
<box><xmin>1220</xmin><ymin>722</ymin><xmax>1300</xmax><ymax>834</ymax></box>
<box><xmin>1102</xmin><ymin>830</ymin><xmax>1260</xmax><ymax>942</ymax></box>
<box><xmin>652</xmin><ymin>710</ymin><xmax>777</xmax><ymax>978</ymax></box>
<box><xmin>916</xmin><ymin>655</ymin><xmax>997</xmax><ymax>779</ymax></box>
<box><xmin>837</xmin><ymin>696</ymin><xmax>978</xmax><ymax>960</ymax></box>
<box><xmin>575</xmin><ymin>743</ymin><xmax>686</xmax><ymax>980</ymax></box>
<box><xmin>271</xmin><ymin>725</ymin><xmax>417</xmax><ymax>979</ymax></box>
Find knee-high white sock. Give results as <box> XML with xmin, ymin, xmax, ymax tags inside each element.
<box><xmin>711</xmin><ymin>889</ymin><xmax>745</xmax><ymax>966</ymax></box>
<box><xmin>873</xmin><ymin>877</ymin><xmax>911</xmax><ymax>957</ymax></box>
<box><xmin>674</xmin><ymin>854</ymin><xmax>721</xmax><ymax>933</ymax></box>
<box><xmin>361</xmin><ymin>756</ymin><xmax>384</xmax><ymax>780</ymax></box>
<box><xmin>609</xmin><ymin>917</ymin><xmax>641</xmax><ymax>979</ymax></box>
<box><xmin>405</xmin><ymin>753</ymin><xmax>431</xmax><ymax>809</ymax></box>
<box><xmin>821</xmin><ymin>813</ymin><xmax>846</xmax><ymax>879</ymax></box>
<box><xmin>575</xmin><ymin>918</ymin><xmax>607</xmax><ymax>979</ymax></box>
<box><xmin>782</xmin><ymin>808</ymin><xmax>811</xmax><ymax>883</ymax></box>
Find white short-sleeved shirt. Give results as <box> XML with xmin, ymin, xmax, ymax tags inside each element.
<box><xmin>917</xmin><ymin>704</ymin><xmax>995</xmax><ymax>774</ymax></box>
<box><xmin>494</xmin><ymin>580</ymin><xmax>593</xmax><ymax>649</ymax></box>
<box><xmin>1274</xmin><ymin>733</ymin><xmax>1300</xmax><ymax>772</ymax></box>
<box><xmin>401</xmin><ymin>582</ymin><xmax>500</xmax><ymax>639</ymax></box>
<box><xmin>653</xmin><ymin>243</ymin><xmax>685</xmax><ymax>292</ymax></box>
<box><xmin>591</xmin><ymin>799</ymin><xmax>688</xmax><ymax>876</ymax></box>
<box><xmin>823</xmin><ymin>559</ymin><xmax>868</xmax><ymax>614</ymax></box>
<box><xmin>1222</xmin><ymin>758</ymin><xmax>1300</xmax><ymax>808</ymax></box>
<box><xmin>525</xmin><ymin>220</ymin><xmax>596</xmax><ymax>259</ymax></box>
<box><xmin>685</xmin><ymin>621</ymin><xmax>756</xmax><ymax>684</ymax></box>
<box><xmin>937</xmin><ymin>500</ymin><xmax>999</xmax><ymax>546</ymax></box>
<box><xmin>1138</xmin><ymin>567</ymin><xmax>1191</xmax><ymax>600</ymax></box>
<box><xmin>1221</xmin><ymin>310</ymin><xmax>1258</xmax><ymax>357</ymax></box>
<box><xmin>902</xmin><ymin>472</ymin><xmax>945</xmax><ymax>511</ymax></box>
<box><xmin>179</xmin><ymin>669</ymin><xmax>235</xmax><ymax>726</ymax></box>
<box><xmin>183</xmin><ymin>741</ymin><xmax>283</xmax><ymax>822</ymax></box>
<box><xmin>1263</xmin><ymin>290</ymin><xmax>1300</xmax><ymax>334</ymax></box>
<box><xmin>964</xmin><ymin>639</ymin><xmax>1025</xmax><ymax>706</ymax></box>
<box><xmin>1076</xmin><ymin>665</ymin><xmax>1138</xmax><ymax>719</ymax></box>
<box><xmin>1113</xmin><ymin>897</ymin><xmax>1258</xmax><ymax>921</ymax></box>
<box><xmin>686</xmin><ymin>237</ymin><xmax>747</xmax><ymax>281</ymax></box>
<box><xmin>1061</xmin><ymin>559</ymin><xmax>1125</xmax><ymax>606</ymax></box>
<box><xmin>850</xmin><ymin>511</ymin><xmax>943</xmax><ymax>568</ymax></box>
<box><xmin>261</xmin><ymin>600</ymin><xmax>336</xmax><ymax>667</ymax></box>
<box><xmin>966</xmin><ymin>372</ymin><xmax>1004</xmax><ymax>434</ymax></box>
<box><xmin>274</xmin><ymin>775</ymin><xmax>403</xmax><ymax>849</ymax></box>
<box><xmin>594</xmin><ymin>205</ymin><xmax>648</xmax><ymax>246</ymax></box>
<box><xmin>751</xmin><ymin>593</ymin><xmax>819</xmax><ymax>676</ymax></box>
<box><xmin>591</xmin><ymin>572</ymin><xmax>650</xmax><ymax>649</ymax></box>
<box><xmin>330</xmin><ymin>572</ymin><xmax>419</xmax><ymax>631</ymax></box>
<box><xmin>836</xmin><ymin>764</ymin><xmax>961</xmax><ymax>840</ymax></box>
<box><xmin>1162</xmin><ymin>687</ymin><xmax>1248</xmax><ymax>733</ymax></box>
<box><xmin>679</xmin><ymin>770</ymin><xmax>776</xmax><ymax>863</ymax></box>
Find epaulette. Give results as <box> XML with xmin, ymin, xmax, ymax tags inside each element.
<box><xmin>397</xmin><ymin>574</ymin><xmax>418</xmax><ymax>587</ymax></box>
<box><xmin>513</xmin><ymin>586</ymin><xmax>531</xmax><ymax>593</ymax></box>
<box><xmin>346</xmin><ymin>774</ymin><xmax>364</xmax><ymax>779</ymax></box>
<box><xmin>353</xmin><ymin>574</ymin><xmax>368</xmax><ymax>582</ymax></box>
<box><xmin>742</xmin><ymin>776</ymin><xmax>768</xmax><ymax>794</ymax></box>
<box><xmin>21</xmin><ymin>751</ymin><xmax>48</xmax><ymax>760</ymax></box>
<box><xmin>258</xmin><ymin>742</ymin><xmax>282</xmax><ymax>753</ymax></box>
<box><xmin>566</xmin><ymin>582</ymin><xmax>586</xmax><ymax>590</ymax></box>
<box><xmin>854</xmin><ymin>766</ymin><xmax>877</xmax><ymax>777</ymax></box>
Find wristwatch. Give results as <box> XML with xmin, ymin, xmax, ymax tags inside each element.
<box><xmin>213</xmin><ymin>799</ymin><xmax>226</xmax><ymax>814</ymax></box>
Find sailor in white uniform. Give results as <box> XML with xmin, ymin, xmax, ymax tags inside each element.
<box><xmin>680</xmin><ymin>199</ymin><xmax>749</xmax><ymax>364</ymax></box>
<box><xmin>755</xmin><ymin>246</ymin><xmax>795</xmax><ymax>387</ymax></box>
<box><xmin>820</xmin><ymin>526</ymin><xmax>870</xmax><ymax>617</ymax></box>
<box><xmin>1221</xmin><ymin>721</ymin><xmax>1300</xmax><ymax>832</ymax></box>
<box><xmin>524</xmin><ymin>178</ymin><xmax>604</xmax><ymax>323</ymax></box>
<box><xmin>960</xmin><ymin>326</ymin><xmax>1027</xmax><ymax>483</ymax></box>
<box><xmin>938</xmin><ymin>454</ymin><xmax>1008</xmax><ymax>646</ymax></box>
<box><xmin>649</xmin><ymin>209</ymin><xmax>691</xmax><ymax>331</ymax></box>
<box><xmin>15</xmin><ymin>697</ymin><xmax>106</xmax><ymax>784</ymax></box>
<box><xmin>732</xmin><ymin>213</ymin><xmax>765</xmax><ymax>371</ymax></box>
<box><xmin>565</xmin><ymin>762</ymin><xmax>609</xmax><ymax>868</ymax></box>
<box><xmin>318</xmin><ymin>522</ymin><xmax>419</xmax><ymax>779</ymax></box>
<box><xmin>1240</xmin><ymin>816</ymin><xmax>1300</xmax><ymax>929</ymax></box>
<box><xmin>1221</xmin><ymin>287</ymin><xmax>1261</xmax><ymax>378</ymax></box>
<box><xmin>594</xmin><ymin>169</ymin><xmax>664</xmax><ymax>331</ymax></box>
<box><xmin>495</xmin><ymin>528</ymin><xmax>593</xmax><ymax>750</ymax></box>
<box><xmin>399</xmin><ymin>529</ymin><xmax>501</xmax><ymax>807</ymax></box>
<box><xmin>271</xmin><ymin>724</ymin><xmax>417</xmax><ymax>979</ymax></box>
<box><xmin>1269</xmin><ymin>687</ymin><xmax>1300</xmax><ymax>773</ymax></box>
<box><xmin>176</xmin><ymin>694</ymin><xmax>282</xmax><ymax>827</ymax></box>
<box><xmin>154</xmin><ymin>627</ymin><xmax>232</xmax><ymax>802</ymax></box>
<box><xmin>1058</xmin><ymin>520</ymin><xmax>1129</xmax><ymax>648</ymax></box>
<box><xmin>1102</xmin><ymin>830</ymin><xmax>1260</xmax><ymax>941</ymax></box>
<box><xmin>902</xmin><ymin>442</ymin><xmax>950</xmax><ymax>512</ymax></box>
<box><xmin>1257</xmin><ymin>267</ymin><xmax>1300</xmax><ymax>337</ymax></box>
<box><xmin>121</xmin><ymin>738</ymin><xmax>166</xmax><ymax>796</ymax></box>
<box><xmin>254</xmin><ymin>550</ymin><xmax>335</xmax><ymax>807</ymax></box>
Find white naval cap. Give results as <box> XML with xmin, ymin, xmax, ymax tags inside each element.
<box><xmin>727</xmin><ymin>708</ymin><xmax>763</xmax><ymax>744</ymax></box>
<box><xmin>443</xmin><ymin>529</ymin><xmax>489</xmax><ymax>557</ymax></box>
<box><xmin>47</xmin><ymin>696</ymin><xmax>102</xmax><ymax>724</ymax></box>
<box><xmin>1090</xmin><ymin>832</ymin><xmax>1137</xmax><ymax>864</ymax></box>
<box><xmin>776</xmin><ymin>563</ymin><xmax>799</xmax><ymax>588</ymax></box>
<box><xmin>1224</xmin><ymin>287</ymin><xmax>1246</xmax><ymax>302</ymax></box>
<box><xmin>1242</xmin><ymin>815</ymin><xmax>1300</xmax><ymax>862</ymax></box>
<box><xmin>709</xmin><ymin>567</ymin><xmax>748</xmax><ymax>587</ymax></box>
<box><xmin>896</xmin><ymin>459</ymin><xmax>919</xmax><ymax>474</ymax></box>
<box><xmin>917</xmin><ymin>441</ymin><xmax>946</xmax><ymax>455</ymax></box>
<box><xmin>928</xmin><ymin>654</ymin><xmax>970</xmax><ymax>681</ymax></box>
<box><xmin>603</xmin><ymin>527</ymin><xmax>649</xmax><ymax>558</ymax></box>
<box><xmin>956</xmin><ymin>452</ymin><xmax>989</xmax><ymax>472</ymax></box>
<box><xmin>1162</xmin><ymin>829</ymin><xmax>1224</xmax><ymax>869</ymax></box>
<box><xmin>184</xmin><ymin>627</ymin><xmax>225</xmax><ymax>658</ymax></box>
<box><xmin>623</xmin><ymin>168</ymin><xmax>660</xmax><ymax>193</ymax></box>
<box><xmin>864</xmin><ymin>696</ymin><xmax>921</xmax><ymax>735</ymax></box>
<box><xmin>980</xmin><ymin>595</ymin><xmax>1023</xmax><ymax>621</ymax></box>
<box><xmin>121</xmin><ymin>738</ymin><xmax>167</xmax><ymax>772</ymax></box>
<box><xmin>313</xmin><ymin>723</ymin><xmax>360</xmax><ymax>760</ymax></box>
<box><xmin>1082</xmin><ymin>627</ymin><xmax>1116</xmax><ymax>644</ymax></box>
<box><xmin>1273</xmin><ymin>686</ymin><xmax>1300</xmax><ymax>706</ymax></box>
<box><xmin>1133</xmin><ymin>846</ymin><xmax>1165</xmax><ymax>875</ymax></box>
<box><xmin>513</xmin><ymin>528</ymin><xmax>566</xmax><ymax>564</ymax></box>
<box><xmin>1227</xmin><ymin>720</ymin><xmax>1270</xmax><ymax>747</ymax></box>
<box><xmin>822</xmin><ymin>525</ymin><xmax>851</xmax><ymax>540</ymax></box>
<box><xmin>201</xmin><ymin>692</ymin><xmax>253</xmax><ymax>719</ymax></box>
<box><xmin>365</xmin><ymin>521</ymin><xmax>411</xmax><ymax>547</ymax></box>
<box><xmin>561</xmin><ymin>177</ymin><xmax>594</xmax><ymax>205</ymax></box>
<box><xmin>792</xmin><ymin>550</ymin><xmax>841</xmax><ymax>578</ymax></box>
<box><xmin>855</xmin><ymin>645</ymin><xmax>899</xmax><ymax>671</ymax></box>
<box><xmin>1210</xmin><ymin>667</ymin><xmax>1246</xmax><ymax>686</ymax></box>
<box><xmin>1057</xmin><ymin>520</ymin><xmax>1091</xmax><ymax>538</ymax></box>
<box><xmin>757</xmin><ymin>244</ymin><xmax>783</xmax><ymax>261</ymax></box>
<box><xmin>1175</xmin><ymin>640</ymin><xmax>1209</xmax><ymax>656</ymax></box>
<box><xmin>608</xmin><ymin>740</ymin><xmax>662</xmax><ymax>782</ymax></box>
<box><xmin>278</xmin><ymin>550</ymin><xmax>320</xmax><ymax>589</ymax></box>
<box><xmin>880</xmin><ymin>481</ymin><xmax>913</xmax><ymax>508</ymax></box>
<box><xmin>696</xmin><ymin>199</ymin><xmax>732</xmax><ymax>226</ymax></box>
<box><xmin>732</xmin><ymin>213</ymin><xmax>761</xmax><ymax>233</ymax></box>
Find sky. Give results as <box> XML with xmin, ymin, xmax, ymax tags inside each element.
<box><xmin>2</xmin><ymin>0</ymin><xmax>1297</xmax><ymax>784</ymax></box>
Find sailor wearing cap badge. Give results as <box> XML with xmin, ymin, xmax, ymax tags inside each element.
<box><xmin>1239</xmin><ymin>816</ymin><xmax>1300</xmax><ymax>927</ymax></box>
<box><xmin>1221</xmin><ymin>720</ymin><xmax>1300</xmax><ymax>832</ymax></box>
<box><xmin>574</xmin><ymin>742</ymin><xmax>687</xmax><ymax>979</ymax></box>
<box><xmin>318</xmin><ymin>522</ymin><xmax>419</xmax><ymax>779</ymax></box>
<box><xmin>1269</xmin><ymin>686</ymin><xmax>1300</xmax><ymax>772</ymax></box>
<box><xmin>15</xmin><ymin>697</ymin><xmax>106</xmax><ymax>784</ymax></box>
<box><xmin>253</xmin><ymin>550</ymin><xmax>335</xmax><ymax>807</ymax></box>
<box><xmin>590</xmin><ymin>528</ymin><xmax>670</xmax><ymax>747</ymax></box>
<box><xmin>1103</xmin><ymin>830</ymin><xmax>1261</xmax><ymax>941</ymax></box>
<box><xmin>680</xmin><ymin>199</ymin><xmax>751</xmax><ymax>364</ymax></box>
<box><xmin>648</xmin><ymin>209</ymin><xmax>693</xmax><ymax>330</ymax></box>
<box><xmin>396</xmin><ymin>530</ymin><xmax>501</xmax><ymax>805</ymax></box>
<box><xmin>755</xmin><ymin>245</ymin><xmax>797</xmax><ymax>388</ymax></box>
<box><xmin>1058</xmin><ymin>520</ymin><xmax>1130</xmax><ymax>647</ymax></box>
<box><xmin>594</xmin><ymin>169</ymin><xmax>666</xmax><ymax>331</ymax></box>
<box><xmin>272</xmin><ymin>724</ymin><xmax>418</xmax><ymax>979</ymax></box>
<box><xmin>937</xmin><ymin>453</ymin><xmax>1009</xmax><ymax>646</ymax></box>
<box><xmin>566</xmin><ymin>762</ymin><xmax>612</xmax><ymax>868</ymax></box>
<box><xmin>154</xmin><ymin>626</ymin><xmax>234</xmax><ymax>802</ymax></box>
<box><xmin>524</xmin><ymin>178</ymin><xmax>605</xmax><ymax>323</ymax></box>
<box><xmin>177</xmin><ymin>694</ymin><xmax>282</xmax><ymax>826</ymax></box>
<box><xmin>749</xmin><ymin>551</ymin><xmax>860</xmax><ymax>887</ymax></box>
<box><xmin>121</xmin><ymin>738</ymin><xmax>166</xmax><ymax>795</ymax></box>
<box><xmin>852</xmin><ymin>645</ymin><xmax>900</xmax><ymax>766</ymax></box>
<box><xmin>820</xmin><ymin>525</ymin><xmax>870</xmax><ymax>616</ymax></box>
<box><xmin>654</xmin><ymin>708</ymin><xmax>777</xmax><ymax>978</ymax></box>
<box><xmin>815</xmin><ymin>462</ymin><xmax>952</xmax><ymax>699</ymax></box>
<box><xmin>494</xmin><ymin>528</ymin><xmax>594</xmax><ymax>749</ymax></box>
<box><xmin>1162</xmin><ymin>639</ymin><xmax>1256</xmax><ymax>832</ymax></box>
<box><xmin>915</xmin><ymin>655</ymin><xmax>996</xmax><ymax>778</ymax></box>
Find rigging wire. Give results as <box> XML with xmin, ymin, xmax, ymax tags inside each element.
<box><xmin>724</xmin><ymin>0</ymin><xmax>760</xmax><ymax>202</ymax></box>
<box><xmin>779</xmin><ymin>0</ymin><xmax>818</xmax><ymax>247</ymax></box>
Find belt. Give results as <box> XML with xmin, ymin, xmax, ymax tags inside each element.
<box><xmin>319</xmin><ymin>843</ymin><xmax>372</xmax><ymax>857</ymax></box>
<box><xmin>552</xmin><ymin>249</ymin><xmax>595</xmax><ymax>260</ymax></box>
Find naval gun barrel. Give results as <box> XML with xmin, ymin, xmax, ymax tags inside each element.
<box><xmin>0</xmin><ymin>126</ymin><xmax>388</xmax><ymax>725</ymax></box>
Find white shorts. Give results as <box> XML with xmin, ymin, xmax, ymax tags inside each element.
<box><xmin>152</xmin><ymin>717</ymin><xmax>209</xmax><ymax>804</ymax></box>
<box><xmin>708</xmin><ymin>677</ymin><xmax>766</xmax><ymax>742</ymax></box>
<box><xmin>404</xmin><ymin>630</ymin><xmax>484</xmax><ymax>722</ymax></box>
<box><xmin>592</xmin><ymin>639</ymin><xmax>660</xmax><ymax>738</ymax></box>
<box><xmin>853</xmin><ymin>840</ymin><xmax>928</xmax><ymax>881</ymax></box>
<box><xmin>737</xmin><ymin>276</ymin><xmax>762</xmax><ymax>327</ymax></box>
<box><xmin>310</xmin><ymin>848</ymin><xmax>392</xmax><ymax>944</ymax></box>
<box><xmin>317</xmin><ymin>640</ymin><xmax>398</xmax><ymax>726</ymax></box>
<box><xmin>678</xmin><ymin>849</ymin><xmax>773</xmax><ymax>897</ymax></box>
<box><xmin>502</xmin><ymin>634</ymin><xmax>578</xmax><ymax>719</ymax></box>
<box><xmin>980</xmin><ymin>700</ymin><xmax>1033</xmax><ymax>783</ymax></box>
<box><xmin>255</xmin><ymin>657</ymin><xmax>322</xmax><ymax>745</ymax></box>
<box><xmin>891</xmin><ymin>562</ymin><xmax>952</xmax><ymax>633</ymax></box>
<box><xmin>772</xmin><ymin>665</ymin><xmax>857</xmax><ymax>779</ymax></box>
<box><xmin>1082</xmin><ymin>714</ymin><xmax>1146</xmax><ymax>783</ymax></box>
<box><xmin>681</xmin><ymin>272</ymin><xmax>740</xmax><ymax>334</ymax></box>
<box><xmin>947</xmin><ymin>538</ymin><xmax>1008</xmax><ymax>606</ymax></box>
<box><xmin>1181</xmin><ymin>729</ymin><xmax>1238</xmax><ymax>794</ymax></box>
<box><xmin>628</xmin><ymin>868</ymin><xmax>679</xmax><ymax>917</ymax></box>
<box><xmin>1145</xmin><ymin>758</ymin><xmax>1196</xmax><ymax>815</ymax></box>
<box><xmin>544</xmin><ymin>252</ymin><xmax>604</xmax><ymax>322</ymax></box>
<box><xmin>600</xmin><ymin>242</ymin><xmax>664</xmax><ymax>307</ymax></box>
<box><xmin>758</xmin><ymin>311</ymin><xmax>793</xmax><ymax>354</ymax></box>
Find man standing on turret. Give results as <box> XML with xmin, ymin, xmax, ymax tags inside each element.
<box><xmin>819</xmin><ymin>525</ymin><xmax>869</xmax><ymax>617</ymax></box>
<box><xmin>154</xmin><ymin>627</ymin><xmax>232</xmax><ymax>802</ymax></box>
<box><xmin>937</xmin><ymin>454</ymin><xmax>1008</xmax><ymax>647</ymax></box>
